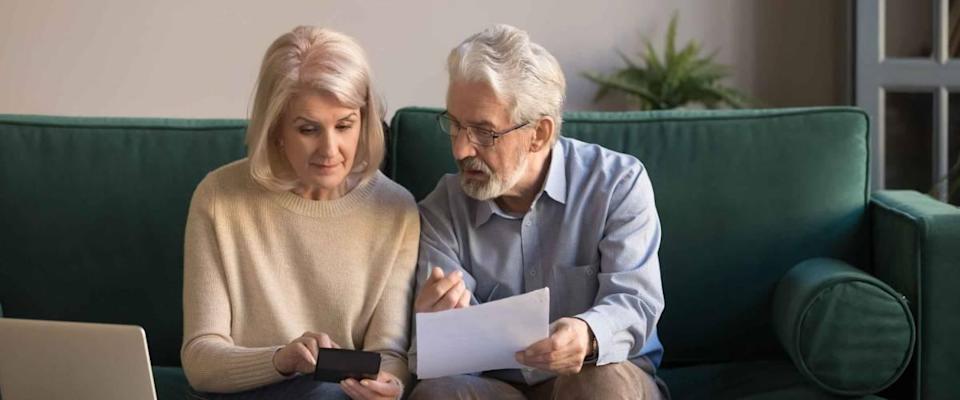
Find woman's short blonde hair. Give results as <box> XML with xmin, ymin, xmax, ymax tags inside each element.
<box><xmin>246</xmin><ymin>26</ymin><xmax>385</xmax><ymax>192</ymax></box>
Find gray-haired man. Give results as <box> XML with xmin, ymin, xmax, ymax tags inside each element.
<box><xmin>408</xmin><ymin>25</ymin><xmax>668</xmax><ymax>400</ymax></box>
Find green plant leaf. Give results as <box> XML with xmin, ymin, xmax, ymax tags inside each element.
<box><xmin>643</xmin><ymin>39</ymin><xmax>664</xmax><ymax>76</ymax></box>
<box><xmin>582</xmin><ymin>10</ymin><xmax>749</xmax><ymax>110</ymax></box>
<box><xmin>584</xmin><ymin>73</ymin><xmax>660</xmax><ymax>107</ymax></box>
<box><xmin>616</xmin><ymin>49</ymin><xmax>642</xmax><ymax>71</ymax></box>
<box><xmin>665</xmin><ymin>11</ymin><xmax>679</xmax><ymax>67</ymax></box>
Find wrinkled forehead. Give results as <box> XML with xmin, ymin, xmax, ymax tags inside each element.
<box><xmin>446</xmin><ymin>79</ymin><xmax>514</xmax><ymax>128</ymax></box>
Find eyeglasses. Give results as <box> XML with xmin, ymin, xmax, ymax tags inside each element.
<box><xmin>436</xmin><ymin>112</ymin><xmax>529</xmax><ymax>147</ymax></box>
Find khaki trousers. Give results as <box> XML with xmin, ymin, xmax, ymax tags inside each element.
<box><xmin>409</xmin><ymin>360</ymin><xmax>668</xmax><ymax>400</ymax></box>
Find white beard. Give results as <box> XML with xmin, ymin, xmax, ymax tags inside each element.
<box><xmin>459</xmin><ymin>150</ymin><xmax>528</xmax><ymax>201</ymax></box>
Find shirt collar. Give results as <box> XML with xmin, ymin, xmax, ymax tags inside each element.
<box><xmin>472</xmin><ymin>139</ymin><xmax>567</xmax><ymax>227</ymax></box>
<box><xmin>542</xmin><ymin>139</ymin><xmax>567</xmax><ymax>205</ymax></box>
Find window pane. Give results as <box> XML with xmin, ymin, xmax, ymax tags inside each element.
<box><xmin>887</xmin><ymin>0</ymin><xmax>933</xmax><ymax>58</ymax></box>
<box><xmin>948</xmin><ymin>93</ymin><xmax>960</xmax><ymax>204</ymax></box>
<box><xmin>951</xmin><ymin>0</ymin><xmax>960</xmax><ymax>58</ymax></box>
<box><xmin>885</xmin><ymin>92</ymin><xmax>933</xmax><ymax>192</ymax></box>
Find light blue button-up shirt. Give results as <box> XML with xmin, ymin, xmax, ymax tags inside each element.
<box><xmin>414</xmin><ymin>136</ymin><xmax>665</xmax><ymax>383</ymax></box>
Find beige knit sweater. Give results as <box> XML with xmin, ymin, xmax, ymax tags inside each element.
<box><xmin>180</xmin><ymin>159</ymin><xmax>419</xmax><ymax>393</ymax></box>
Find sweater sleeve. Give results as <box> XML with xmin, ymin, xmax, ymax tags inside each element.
<box><xmin>180</xmin><ymin>174</ymin><xmax>287</xmax><ymax>393</ymax></box>
<box><xmin>361</xmin><ymin>199</ymin><xmax>420</xmax><ymax>388</ymax></box>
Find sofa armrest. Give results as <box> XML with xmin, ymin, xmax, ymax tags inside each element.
<box><xmin>871</xmin><ymin>190</ymin><xmax>960</xmax><ymax>400</ymax></box>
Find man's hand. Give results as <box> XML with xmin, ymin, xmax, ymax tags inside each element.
<box><xmin>414</xmin><ymin>266</ymin><xmax>471</xmax><ymax>313</ymax></box>
<box><xmin>515</xmin><ymin>317</ymin><xmax>592</xmax><ymax>375</ymax></box>
<box><xmin>340</xmin><ymin>371</ymin><xmax>403</xmax><ymax>400</ymax></box>
<box><xmin>273</xmin><ymin>331</ymin><xmax>341</xmax><ymax>375</ymax></box>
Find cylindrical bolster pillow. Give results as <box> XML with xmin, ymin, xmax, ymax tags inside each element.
<box><xmin>772</xmin><ymin>258</ymin><xmax>915</xmax><ymax>396</ymax></box>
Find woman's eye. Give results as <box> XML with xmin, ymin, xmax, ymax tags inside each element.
<box><xmin>298</xmin><ymin>125</ymin><xmax>318</xmax><ymax>134</ymax></box>
<box><xmin>336</xmin><ymin>124</ymin><xmax>353</xmax><ymax>131</ymax></box>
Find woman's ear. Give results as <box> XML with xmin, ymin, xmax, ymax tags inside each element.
<box><xmin>530</xmin><ymin>116</ymin><xmax>555</xmax><ymax>152</ymax></box>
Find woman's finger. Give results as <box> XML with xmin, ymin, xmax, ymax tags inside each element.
<box><xmin>295</xmin><ymin>344</ymin><xmax>316</xmax><ymax>374</ymax></box>
<box><xmin>341</xmin><ymin>378</ymin><xmax>373</xmax><ymax>400</ymax></box>
<box><xmin>360</xmin><ymin>379</ymin><xmax>402</xmax><ymax>397</ymax></box>
<box><xmin>299</xmin><ymin>336</ymin><xmax>320</xmax><ymax>358</ymax></box>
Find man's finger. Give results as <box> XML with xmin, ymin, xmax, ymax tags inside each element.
<box><xmin>547</xmin><ymin>325</ymin><xmax>577</xmax><ymax>350</ymax></box>
<box><xmin>523</xmin><ymin>336</ymin><xmax>555</xmax><ymax>356</ymax></box>
<box><xmin>414</xmin><ymin>267</ymin><xmax>445</xmax><ymax>310</ymax></box>
<box><xmin>420</xmin><ymin>270</ymin><xmax>464</xmax><ymax>311</ymax></box>
<box><xmin>456</xmin><ymin>286</ymin><xmax>471</xmax><ymax>308</ymax></box>
<box><xmin>524</xmin><ymin>328</ymin><xmax>574</xmax><ymax>357</ymax></box>
<box><xmin>427</xmin><ymin>266</ymin><xmax>444</xmax><ymax>283</ymax></box>
<box><xmin>422</xmin><ymin>269</ymin><xmax>460</xmax><ymax>298</ymax></box>
<box><xmin>516</xmin><ymin>349</ymin><xmax>581</xmax><ymax>373</ymax></box>
<box><xmin>436</xmin><ymin>270</ymin><xmax>464</xmax><ymax>293</ymax></box>
<box><xmin>434</xmin><ymin>280</ymin><xmax>465</xmax><ymax>311</ymax></box>
<box><xmin>526</xmin><ymin>347</ymin><xmax>580</xmax><ymax>365</ymax></box>
<box><xmin>517</xmin><ymin>328</ymin><xmax>580</xmax><ymax>367</ymax></box>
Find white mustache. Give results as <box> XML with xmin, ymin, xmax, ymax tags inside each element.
<box><xmin>458</xmin><ymin>157</ymin><xmax>492</xmax><ymax>175</ymax></box>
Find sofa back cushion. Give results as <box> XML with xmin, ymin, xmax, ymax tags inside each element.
<box><xmin>0</xmin><ymin>115</ymin><xmax>247</xmax><ymax>366</ymax></box>
<box><xmin>388</xmin><ymin>107</ymin><xmax>871</xmax><ymax>365</ymax></box>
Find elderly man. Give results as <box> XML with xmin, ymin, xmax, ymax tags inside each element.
<box><xmin>408</xmin><ymin>24</ymin><xmax>667</xmax><ymax>400</ymax></box>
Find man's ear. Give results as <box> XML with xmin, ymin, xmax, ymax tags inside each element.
<box><xmin>530</xmin><ymin>116</ymin><xmax>555</xmax><ymax>152</ymax></box>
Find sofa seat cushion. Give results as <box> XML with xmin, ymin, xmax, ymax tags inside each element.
<box><xmin>660</xmin><ymin>360</ymin><xmax>885</xmax><ymax>400</ymax></box>
<box><xmin>153</xmin><ymin>366</ymin><xmax>190</xmax><ymax>400</ymax></box>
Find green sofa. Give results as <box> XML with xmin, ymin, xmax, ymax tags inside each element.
<box><xmin>1</xmin><ymin>107</ymin><xmax>957</xmax><ymax>399</ymax></box>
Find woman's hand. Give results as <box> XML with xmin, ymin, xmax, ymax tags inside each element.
<box><xmin>340</xmin><ymin>371</ymin><xmax>403</xmax><ymax>400</ymax></box>
<box><xmin>272</xmin><ymin>331</ymin><xmax>341</xmax><ymax>376</ymax></box>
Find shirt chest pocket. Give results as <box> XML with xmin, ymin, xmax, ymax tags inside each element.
<box><xmin>549</xmin><ymin>263</ymin><xmax>600</xmax><ymax>321</ymax></box>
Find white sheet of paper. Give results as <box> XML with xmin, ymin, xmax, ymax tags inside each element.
<box><xmin>415</xmin><ymin>287</ymin><xmax>550</xmax><ymax>379</ymax></box>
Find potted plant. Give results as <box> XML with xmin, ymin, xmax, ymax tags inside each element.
<box><xmin>584</xmin><ymin>12</ymin><xmax>749</xmax><ymax>110</ymax></box>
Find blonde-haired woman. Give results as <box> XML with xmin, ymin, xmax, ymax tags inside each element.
<box><xmin>181</xmin><ymin>26</ymin><xmax>417</xmax><ymax>400</ymax></box>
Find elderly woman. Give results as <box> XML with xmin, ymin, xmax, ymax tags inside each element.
<box><xmin>181</xmin><ymin>26</ymin><xmax>417</xmax><ymax>400</ymax></box>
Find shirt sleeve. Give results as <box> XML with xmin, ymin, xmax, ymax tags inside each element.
<box><xmin>575</xmin><ymin>163</ymin><xmax>665</xmax><ymax>365</ymax></box>
<box><xmin>180</xmin><ymin>175</ymin><xmax>287</xmax><ymax>393</ymax></box>
<box><xmin>407</xmin><ymin>178</ymin><xmax>481</xmax><ymax>375</ymax></box>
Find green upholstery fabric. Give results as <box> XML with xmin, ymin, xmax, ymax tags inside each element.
<box><xmin>153</xmin><ymin>366</ymin><xmax>190</xmax><ymax>400</ymax></box>
<box><xmin>0</xmin><ymin>114</ymin><xmax>247</xmax><ymax>366</ymax></box>
<box><xmin>660</xmin><ymin>360</ymin><xmax>886</xmax><ymax>400</ymax></box>
<box><xmin>772</xmin><ymin>258</ymin><xmax>914</xmax><ymax>395</ymax></box>
<box><xmin>390</xmin><ymin>106</ymin><xmax>871</xmax><ymax>365</ymax></box>
<box><xmin>871</xmin><ymin>191</ymin><xmax>960</xmax><ymax>400</ymax></box>
<box><xmin>5</xmin><ymin>108</ymin><xmax>955</xmax><ymax>399</ymax></box>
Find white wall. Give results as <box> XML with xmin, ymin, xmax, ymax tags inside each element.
<box><xmin>0</xmin><ymin>0</ymin><xmax>847</xmax><ymax>119</ymax></box>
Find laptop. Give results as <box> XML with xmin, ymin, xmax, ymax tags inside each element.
<box><xmin>0</xmin><ymin>318</ymin><xmax>157</xmax><ymax>400</ymax></box>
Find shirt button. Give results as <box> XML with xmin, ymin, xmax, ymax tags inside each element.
<box><xmin>529</xmin><ymin>269</ymin><xmax>536</xmax><ymax>276</ymax></box>
<box><xmin>524</xmin><ymin>220</ymin><xmax>532</xmax><ymax>226</ymax></box>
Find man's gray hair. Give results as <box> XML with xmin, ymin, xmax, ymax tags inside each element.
<box><xmin>447</xmin><ymin>24</ymin><xmax>566</xmax><ymax>143</ymax></box>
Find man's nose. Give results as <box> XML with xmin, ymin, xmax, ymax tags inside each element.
<box><xmin>450</xmin><ymin>130</ymin><xmax>476</xmax><ymax>161</ymax></box>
